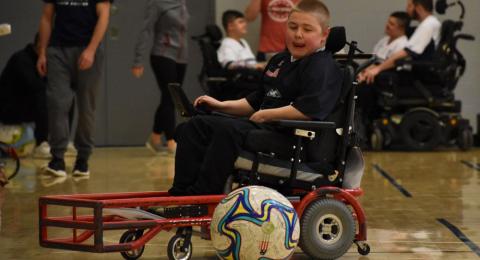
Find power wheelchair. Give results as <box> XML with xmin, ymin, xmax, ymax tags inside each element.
<box><xmin>368</xmin><ymin>0</ymin><xmax>475</xmax><ymax>151</ymax></box>
<box><xmin>192</xmin><ymin>25</ymin><xmax>262</xmax><ymax>101</ymax></box>
<box><xmin>38</xmin><ymin>27</ymin><xmax>371</xmax><ymax>260</ymax></box>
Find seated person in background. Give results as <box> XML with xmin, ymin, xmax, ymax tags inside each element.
<box><xmin>358</xmin><ymin>11</ymin><xmax>410</xmax><ymax>81</ymax></box>
<box><xmin>361</xmin><ymin>0</ymin><xmax>440</xmax><ymax>85</ymax></box>
<box><xmin>373</xmin><ymin>11</ymin><xmax>410</xmax><ymax>61</ymax></box>
<box><xmin>0</xmin><ymin>35</ymin><xmax>76</xmax><ymax>158</ymax></box>
<box><xmin>0</xmin><ymin>34</ymin><xmax>50</xmax><ymax>158</ymax></box>
<box><xmin>217</xmin><ymin>10</ymin><xmax>266</xmax><ymax>71</ymax></box>
<box><xmin>169</xmin><ymin>0</ymin><xmax>343</xmax><ymax>196</ymax></box>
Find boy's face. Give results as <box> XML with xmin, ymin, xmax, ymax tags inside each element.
<box><xmin>406</xmin><ymin>0</ymin><xmax>419</xmax><ymax>20</ymax></box>
<box><xmin>286</xmin><ymin>11</ymin><xmax>329</xmax><ymax>60</ymax></box>
<box><xmin>385</xmin><ymin>17</ymin><xmax>404</xmax><ymax>38</ymax></box>
<box><xmin>228</xmin><ymin>17</ymin><xmax>248</xmax><ymax>37</ymax></box>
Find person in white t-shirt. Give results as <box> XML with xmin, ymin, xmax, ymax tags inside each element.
<box><xmin>358</xmin><ymin>11</ymin><xmax>410</xmax><ymax>81</ymax></box>
<box><xmin>373</xmin><ymin>11</ymin><xmax>410</xmax><ymax>61</ymax></box>
<box><xmin>217</xmin><ymin>10</ymin><xmax>266</xmax><ymax>71</ymax></box>
<box><xmin>361</xmin><ymin>0</ymin><xmax>441</xmax><ymax>84</ymax></box>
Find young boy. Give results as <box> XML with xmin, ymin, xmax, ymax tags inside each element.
<box><xmin>373</xmin><ymin>11</ymin><xmax>410</xmax><ymax>61</ymax></box>
<box><xmin>217</xmin><ymin>10</ymin><xmax>265</xmax><ymax>71</ymax></box>
<box><xmin>169</xmin><ymin>0</ymin><xmax>342</xmax><ymax>196</ymax></box>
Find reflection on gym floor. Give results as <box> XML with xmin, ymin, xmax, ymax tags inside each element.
<box><xmin>0</xmin><ymin>147</ymin><xmax>479</xmax><ymax>259</ymax></box>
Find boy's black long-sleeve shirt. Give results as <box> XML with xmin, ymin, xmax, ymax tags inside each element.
<box><xmin>246</xmin><ymin>50</ymin><xmax>343</xmax><ymax>121</ymax></box>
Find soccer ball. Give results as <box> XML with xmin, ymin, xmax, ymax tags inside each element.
<box><xmin>211</xmin><ymin>186</ymin><xmax>300</xmax><ymax>260</ymax></box>
<box><xmin>0</xmin><ymin>124</ymin><xmax>35</xmax><ymax>157</ymax></box>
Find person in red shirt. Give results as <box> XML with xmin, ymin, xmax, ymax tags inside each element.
<box><xmin>245</xmin><ymin>0</ymin><xmax>300</xmax><ymax>61</ymax></box>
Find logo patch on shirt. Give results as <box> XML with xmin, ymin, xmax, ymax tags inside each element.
<box><xmin>266</xmin><ymin>89</ymin><xmax>282</xmax><ymax>98</ymax></box>
<box><xmin>57</xmin><ymin>0</ymin><xmax>89</xmax><ymax>7</ymax></box>
<box><xmin>265</xmin><ymin>68</ymin><xmax>280</xmax><ymax>78</ymax></box>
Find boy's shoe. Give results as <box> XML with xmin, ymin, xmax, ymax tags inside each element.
<box><xmin>43</xmin><ymin>158</ymin><xmax>67</xmax><ymax>177</ymax></box>
<box><xmin>145</xmin><ymin>139</ymin><xmax>165</xmax><ymax>154</ymax></box>
<box><xmin>65</xmin><ymin>142</ymin><xmax>78</xmax><ymax>157</ymax></box>
<box><xmin>73</xmin><ymin>159</ymin><xmax>90</xmax><ymax>177</ymax></box>
<box><xmin>33</xmin><ymin>142</ymin><xmax>51</xmax><ymax>159</ymax></box>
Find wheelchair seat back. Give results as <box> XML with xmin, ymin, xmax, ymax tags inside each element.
<box><xmin>194</xmin><ymin>25</ymin><xmax>224</xmax><ymax>79</ymax></box>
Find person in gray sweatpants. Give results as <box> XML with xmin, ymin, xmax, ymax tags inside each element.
<box><xmin>37</xmin><ymin>0</ymin><xmax>112</xmax><ymax>177</ymax></box>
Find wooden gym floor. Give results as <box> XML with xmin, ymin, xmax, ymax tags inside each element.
<box><xmin>0</xmin><ymin>147</ymin><xmax>479</xmax><ymax>259</ymax></box>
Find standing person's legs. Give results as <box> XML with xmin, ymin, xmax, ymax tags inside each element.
<box><xmin>73</xmin><ymin>48</ymin><xmax>104</xmax><ymax>176</ymax></box>
<box><xmin>45</xmin><ymin>47</ymin><xmax>76</xmax><ymax>176</ymax></box>
<box><xmin>149</xmin><ymin>55</ymin><xmax>185</xmax><ymax>152</ymax></box>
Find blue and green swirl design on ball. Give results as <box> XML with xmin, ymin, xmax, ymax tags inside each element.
<box><xmin>217</xmin><ymin>188</ymin><xmax>298</xmax><ymax>260</ymax></box>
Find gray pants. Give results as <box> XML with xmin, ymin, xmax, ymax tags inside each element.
<box><xmin>46</xmin><ymin>47</ymin><xmax>104</xmax><ymax>160</ymax></box>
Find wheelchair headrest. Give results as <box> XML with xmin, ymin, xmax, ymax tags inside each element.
<box><xmin>325</xmin><ymin>26</ymin><xmax>346</xmax><ymax>53</ymax></box>
<box><xmin>205</xmin><ymin>25</ymin><xmax>223</xmax><ymax>42</ymax></box>
<box><xmin>436</xmin><ymin>0</ymin><xmax>448</xmax><ymax>14</ymax></box>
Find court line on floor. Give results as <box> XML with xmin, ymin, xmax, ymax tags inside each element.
<box><xmin>460</xmin><ymin>160</ymin><xmax>480</xmax><ymax>171</ymax></box>
<box><xmin>372</xmin><ymin>164</ymin><xmax>412</xmax><ymax>197</ymax></box>
<box><xmin>437</xmin><ymin>218</ymin><xmax>480</xmax><ymax>257</ymax></box>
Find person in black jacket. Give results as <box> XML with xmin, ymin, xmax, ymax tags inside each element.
<box><xmin>0</xmin><ymin>35</ymin><xmax>76</xmax><ymax>158</ymax></box>
<box><xmin>0</xmin><ymin>35</ymin><xmax>50</xmax><ymax>157</ymax></box>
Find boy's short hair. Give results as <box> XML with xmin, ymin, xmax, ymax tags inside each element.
<box><xmin>221</xmin><ymin>10</ymin><xmax>244</xmax><ymax>32</ymax></box>
<box><xmin>412</xmin><ymin>0</ymin><xmax>434</xmax><ymax>12</ymax></box>
<box><xmin>390</xmin><ymin>11</ymin><xmax>411</xmax><ymax>31</ymax></box>
<box><xmin>291</xmin><ymin>0</ymin><xmax>331</xmax><ymax>30</ymax></box>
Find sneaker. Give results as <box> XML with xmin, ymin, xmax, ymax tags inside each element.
<box><xmin>65</xmin><ymin>142</ymin><xmax>78</xmax><ymax>157</ymax></box>
<box><xmin>73</xmin><ymin>159</ymin><xmax>89</xmax><ymax>177</ymax></box>
<box><xmin>43</xmin><ymin>158</ymin><xmax>67</xmax><ymax>177</ymax></box>
<box><xmin>145</xmin><ymin>139</ymin><xmax>165</xmax><ymax>154</ymax></box>
<box><xmin>39</xmin><ymin>175</ymin><xmax>67</xmax><ymax>187</ymax></box>
<box><xmin>33</xmin><ymin>142</ymin><xmax>51</xmax><ymax>159</ymax></box>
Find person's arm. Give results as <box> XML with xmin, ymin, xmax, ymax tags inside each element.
<box><xmin>37</xmin><ymin>3</ymin><xmax>55</xmax><ymax>77</ymax></box>
<box><xmin>78</xmin><ymin>1</ymin><xmax>111</xmax><ymax>70</ymax></box>
<box><xmin>244</xmin><ymin>0</ymin><xmax>261</xmax><ymax>22</ymax></box>
<box><xmin>250</xmin><ymin>105</ymin><xmax>310</xmax><ymax>123</ymax></box>
<box><xmin>363</xmin><ymin>49</ymin><xmax>408</xmax><ymax>84</ymax></box>
<box><xmin>132</xmin><ymin>0</ymin><xmax>159</xmax><ymax>77</ymax></box>
<box><xmin>194</xmin><ymin>96</ymin><xmax>255</xmax><ymax>117</ymax></box>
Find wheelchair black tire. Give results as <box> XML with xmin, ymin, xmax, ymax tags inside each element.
<box><xmin>299</xmin><ymin>198</ymin><xmax>355</xmax><ymax>260</ymax></box>
<box><xmin>370</xmin><ymin>128</ymin><xmax>384</xmax><ymax>151</ymax></box>
<box><xmin>400</xmin><ymin>111</ymin><xmax>442</xmax><ymax>150</ymax></box>
<box><xmin>0</xmin><ymin>141</ymin><xmax>20</xmax><ymax>182</ymax></box>
<box><xmin>167</xmin><ymin>234</ymin><xmax>192</xmax><ymax>260</ymax></box>
<box><xmin>458</xmin><ymin>127</ymin><xmax>473</xmax><ymax>151</ymax></box>
<box><xmin>119</xmin><ymin>230</ymin><xmax>145</xmax><ymax>260</ymax></box>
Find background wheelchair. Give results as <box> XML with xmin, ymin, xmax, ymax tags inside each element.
<box><xmin>192</xmin><ymin>25</ymin><xmax>262</xmax><ymax>101</ymax></box>
<box><xmin>38</xmin><ymin>28</ymin><xmax>371</xmax><ymax>260</ymax></box>
<box><xmin>368</xmin><ymin>0</ymin><xmax>475</xmax><ymax>151</ymax></box>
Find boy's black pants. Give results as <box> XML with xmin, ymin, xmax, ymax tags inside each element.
<box><xmin>169</xmin><ymin>115</ymin><xmax>272</xmax><ymax>195</ymax></box>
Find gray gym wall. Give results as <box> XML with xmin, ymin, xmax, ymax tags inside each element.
<box><xmin>0</xmin><ymin>1</ymin><xmax>478</xmax><ymax>146</ymax></box>
<box><xmin>0</xmin><ymin>0</ymin><xmax>215</xmax><ymax>146</ymax></box>
<box><xmin>216</xmin><ymin>0</ymin><xmax>480</xmax><ymax>132</ymax></box>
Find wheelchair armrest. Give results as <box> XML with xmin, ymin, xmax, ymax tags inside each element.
<box><xmin>456</xmin><ymin>33</ymin><xmax>475</xmax><ymax>41</ymax></box>
<box><xmin>357</xmin><ymin>57</ymin><xmax>380</xmax><ymax>75</ymax></box>
<box><xmin>334</xmin><ymin>53</ymin><xmax>373</xmax><ymax>60</ymax></box>
<box><xmin>206</xmin><ymin>76</ymin><xmax>228</xmax><ymax>82</ymax></box>
<box><xmin>395</xmin><ymin>58</ymin><xmax>442</xmax><ymax>69</ymax></box>
<box><xmin>269</xmin><ymin>120</ymin><xmax>336</xmax><ymax>130</ymax></box>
